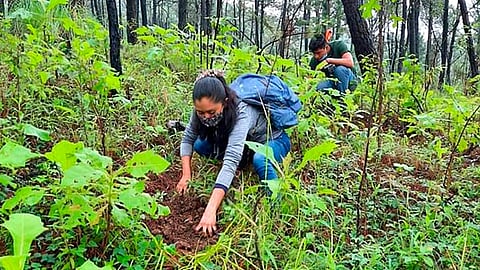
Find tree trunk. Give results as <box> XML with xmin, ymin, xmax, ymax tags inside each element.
<box><xmin>447</xmin><ymin>15</ymin><xmax>460</xmax><ymax>85</ymax></box>
<box><xmin>178</xmin><ymin>0</ymin><xmax>188</xmax><ymax>30</ymax></box>
<box><xmin>254</xmin><ymin>0</ymin><xmax>259</xmax><ymax>46</ymax></box>
<box><xmin>200</xmin><ymin>0</ymin><xmax>212</xmax><ymax>34</ymax></box>
<box><xmin>126</xmin><ymin>0</ymin><xmax>138</xmax><ymax>44</ymax></box>
<box><xmin>303</xmin><ymin>0</ymin><xmax>310</xmax><ymax>53</ymax></box>
<box><xmin>259</xmin><ymin>0</ymin><xmax>265</xmax><ymax>48</ymax></box>
<box><xmin>458</xmin><ymin>0</ymin><xmax>479</xmax><ymax>78</ymax></box>
<box><xmin>407</xmin><ymin>0</ymin><xmax>420</xmax><ymax>57</ymax></box>
<box><xmin>397</xmin><ymin>0</ymin><xmax>407</xmax><ymax>72</ymax></box>
<box><xmin>152</xmin><ymin>0</ymin><xmax>158</xmax><ymax>25</ymax></box>
<box><xmin>341</xmin><ymin>0</ymin><xmax>377</xmax><ymax>72</ymax></box>
<box><xmin>106</xmin><ymin>0</ymin><xmax>122</xmax><ymax>74</ymax></box>
<box><xmin>140</xmin><ymin>0</ymin><xmax>147</xmax><ymax>26</ymax></box>
<box><xmin>278</xmin><ymin>0</ymin><xmax>288</xmax><ymax>58</ymax></box>
<box><xmin>425</xmin><ymin>0</ymin><xmax>433</xmax><ymax>69</ymax></box>
<box><xmin>438</xmin><ymin>0</ymin><xmax>449</xmax><ymax>86</ymax></box>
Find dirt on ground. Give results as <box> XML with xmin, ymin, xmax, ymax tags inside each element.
<box><xmin>144</xmin><ymin>167</ymin><xmax>220</xmax><ymax>253</ymax></box>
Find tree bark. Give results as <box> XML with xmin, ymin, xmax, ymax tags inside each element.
<box><xmin>106</xmin><ymin>0</ymin><xmax>122</xmax><ymax>74</ymax></box>
<box><xmin>303</xmin><ymin>0</ymin><xmax>310</xmax><ymax>53</ymax></box>
<box><xmin>438</xmin><ymin>0</ymin><xmax>449</xmax><ymax>86</ymax></box>
<box><xmin>200</xmin><ymin>0</ymin><xmax>212</xmax><ymax>34</ymax></box>
<box><xmin>407</xmin><ymin>0</ymin><xmax>420</xmax><ymax>57</ymax></box>
<box><xmin>152</xmin><ymin>0</ymin><xmax>158</xmax><ymax>25</ymax></box>
<box><xmin>447</xmin><ymin>15</ymin><xmax>460</xmax><ymax>85</ymax></box>
<box><xmin>278</xmin><ymin>0</ymin><xmax>288</xmax><ymax>58</ymax></box>
<box><xmin>341</xmin><ymin>0</ymin><xmax>377</xmax><ymax>72</ymax></box>
<box><xmin>425</xmin><ymin>0</ymin><xmax>433</xmax><ymax>69</ymax></box>
<box><xmin>178</xmin><ymin>0</ymin><xmax>188</xmax><ymax>30</ymax></box>
<box><xmin>458</xmin><ymin>0</ymin><xmax>479</xmax><ymax>78</ymax></box>
<box><xmin>140</xmin><ymin>0</ymin><xmax>147</xmax><ymax>26</ymax></box>
<box><xmin>397</xmin><ymin>0</ymin><xmax>407</xmax><ymax>72</ymax></box>
<box><xmin>254</xmin><ymin>0</ymin><xmax>259</xmax><ymax>46</ymax></box>
<box><xmin>126</xmin><ymin>0</ymin><xmax>138</xmax><ymax>44</ymax></box>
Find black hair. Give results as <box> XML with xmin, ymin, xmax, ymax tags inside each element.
<box><xmin>309</xmin><ymin>34</ymin><xmax>328</xmax><ymax>52</ymax></box>
<box><xmin>193</xmin><ymin>75</ymin><xmax>238</xmax><ymax>153</ymax></box>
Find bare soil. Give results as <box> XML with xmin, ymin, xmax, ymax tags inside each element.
<box><xmin>144</xmin><ymin>167</ymin><xmax>220</xmax><ymax>253</ymax></box>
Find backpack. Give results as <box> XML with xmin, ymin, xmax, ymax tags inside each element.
<box><xmin>230</xmin><ymin>74</ymin><xmax>302</xmax><ymax>130</ymax></box>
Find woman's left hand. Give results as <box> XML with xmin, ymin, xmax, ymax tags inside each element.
<box><xmin>195</xmin><ymin>208</ymin><xmax>217</xmax><ymax>237</ymax></box>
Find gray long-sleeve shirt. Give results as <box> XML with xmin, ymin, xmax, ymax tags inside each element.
<box><xmin>180</xmin><ymin>101</ymin><xmax>282</xmax><ymax>191</ymax></box>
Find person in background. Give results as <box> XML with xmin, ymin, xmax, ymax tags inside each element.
<box><xmin>176</xmin><ymin>70</ymin><xmax>291</xmax><ymax>236</ymax></box>
<box><xmin>309</xmin><ymin>33</ymin><xmax>357</xmax><ymax>94</ymax></box>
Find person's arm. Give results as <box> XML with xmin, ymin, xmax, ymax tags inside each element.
<box><xmin>177</xmin><ymin>112</ymin><xmax>198</xmax><ymax>193</ymax></box>
<box><xmin>195</xmin><ymin>188</ymin><xmax>225</xmax><ymax>236</ymax></box>
<box><xmin>176</xmin><ymin>155</ymin><xmax>192</xmax><ymax>193</ymax></box>
<box><xmin>326</xmin><ymin>51</ymin><xmax>354</xmax><ymax>68</ymax></box>
<box><xmin>196</xmin><ymin>102</ymin><xmax>251</xmax><ymax>236</ymax></box>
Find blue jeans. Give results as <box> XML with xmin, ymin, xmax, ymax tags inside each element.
<box><xmin>316</xmin><ymin>65</ymin><xmax>356</xmax><ymax>94</ymax></box>
<box><xmin>193</xmin><ymin>132</ymin><xmax>291</xmax><ymax>181</ymax></box>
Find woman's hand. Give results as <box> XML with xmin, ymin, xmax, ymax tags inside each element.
<box><xmin>195</xmin><ymin>208</ymin><xmax>217</xmax><ymax>236</ymax></box>
<box><xmin>176</xmin><ymin>175</ymin><xmax>190</xmax><ymax>194</ymax></box>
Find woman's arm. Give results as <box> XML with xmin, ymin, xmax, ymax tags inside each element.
<box><xmin>176</xmin><ymin>155</ymin><xmax>192</xmax><ymax>193</ymax></box>
<box><xmin>195</xmin><ymin>188</ymin><xmax>225</xmax><ymax>236</ymax></box>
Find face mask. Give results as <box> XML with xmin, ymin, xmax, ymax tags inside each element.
<box><xmin>199</xmin><ymin>112</ymin><xmax>224</xmax><ymax>127</ymax></box>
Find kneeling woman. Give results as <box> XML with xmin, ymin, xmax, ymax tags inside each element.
<box><xmin>176</xmin><ymin>70</ymin><xmax>291</xmax><ymax>236</ymax></box>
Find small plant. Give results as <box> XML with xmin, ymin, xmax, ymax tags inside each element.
<box><xmin>0</xmin><ymin>213</ymin><xmax>47</xmax><ymax>270</ymax></box>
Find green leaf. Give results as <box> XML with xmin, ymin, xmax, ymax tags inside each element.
<box><xmin>360</xmin><ymin>0</ymin><xmax>381</xmax><ymax>19</ymax></box>
<box><xmin>118</xmin><ymin>188</ymin><xmax>153</xmax><ymax>213</ymax></box>
<box><xmin>125</xmin><ymin>150</ymin><xmax>170</xmax><ymax>178</ymax></box>
<box><xmin>0</xmin><ymin>255</ymin><xmax>27</xmax><ymax>270</ymax></box>
<box><xmin>317</xmin><ymin>188</ymin><xmax>337</xmax><ymax>196</ymax></box>
<box><xmin>112</xmin><ymin>206</ymin><xmax>132</xmax><ymax>227</ymax></box>
<box><xmin>2</xmin><ymin>187</ymin><xmax>45</xmax><ymax>211</ymax></box>
<box><xmin>38</xmin><ymin>71</ymin><xmax>51</xmax><ymax>84</ymax></box>
<box><xmin>61</xmin><ymin>163</ymin><xmax>104</xmax><ymax>188</ymax></box>
<box><xmin>75</xmin><ymin>148</ymin><xmax>112</xmax><ymax>169</ymax></box>
<box><xmin>2</xmin><ymin>213</ymin><xmax>47</xmax><ymax>256</ymax></box>
<box><xmin>45</xmin><ymin>140</ymin><xmax>84</xmax><ymax>171</ymax></box>
<box><xmin>77</xmin><ymin>260</ymin><xmax>114</xmax><ymax>270</ymax></box>
<box><xmin>298</xmin><ymin>140</ymin><xmax>337</xmax><ymax>170</ymax></box>
<box><xmin>0</xmin><ymin>174</ymin><xmax>16</xmax><ymax>188</ymax></box>
<box><xmin>0</xmin><ymin>142</ymin><xmax>40</xmax><ymax>169</ymax></box>
<box><xmin>23</xmin><ymin>124</ymin><xmax>51</xmax><ymax>141</ymax></box>
<box><xmin>244</xmin><ymin>141</ymin><xmax>276</xmax><ymax>164</ymax></box>
<box><xmin>262</xmin><ymin>179</ymin><xmax>281</xmax><ymax>200</ymax></box>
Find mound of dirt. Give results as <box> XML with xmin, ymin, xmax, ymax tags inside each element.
<box><xmin>144</xmin><ymin>168</ymin><xmax>219</xmax><ymax>253</ymax></box>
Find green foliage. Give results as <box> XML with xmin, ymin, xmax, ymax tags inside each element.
<box><xmin>0</xmin><ymin>213</ymin><xmax>47</xmax><ymax>270</ymax></box>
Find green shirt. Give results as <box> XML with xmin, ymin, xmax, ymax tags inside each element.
<box><xmin>309</xmin><ymin>40</ymin><xmax>350</xmax><ymax>70</ymax></box>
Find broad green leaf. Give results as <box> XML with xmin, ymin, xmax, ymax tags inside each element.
<box><xmin>317</xmin><ymin>188</ymin><xmax>337</xmax><ymax>196</ymax></box>
<box><xmin>45</xmin><ymin>140</ymin><xmax>84</xmax><ymax>171</ymax></box>
<box><xmin>0</xmin><ymin>174</ymin><xmax>16</xmax><ymax>188</ymax></box>
<box><xmin>112</xmin><ymin>205</ymin><xmax>132</xmax><ymax>227</ymax></box>
<box><xmin>125</xmin><ymin>150</ymin><xmax>170</xmax><ymax>178</ymax></box>
<box><xmin>262</xmin><ymin>179</ymin><xmax>281</xmax><ymax>200</ymax></box>
<box><xmin>23</xmin><ymin>124</ymin><xmax>51</xmax><ymax>141</ymax></box>
<box><xmin>61</xmin><ymin>163</ymin><xmax>104</xmax><ymax>188</ymax></box>
<box><xmin>0</xmin><ymin>255</ymin><xmax>27</xmax><ymax>270</ymax></box>
<box><xmin>0</xmin><ymin>142</ymin><xmax>40</xmax><ymax>169</ymax></box>
<box><xmin>244</xmin><ymin>141</ymin><xmax>276</xmax><ymax>164</ymax></box>
<box><xmin>298</xmin><ymin>140</ymin><xmax>337</xmax><ymax>170</ymax></box>
<box><xmin>118</xmin><ymin>188</ymin><xmax>153</xmax><ymax>213</ymax></box>
<box><xmin>77</xmin><ymin>260</ymin><xmax>114</xmax><ymax>270</ymax></box>
<box><xmin>360</xmin><ymin>0</ymin><xmax>381</xmax><ymax>19</ymax></box>
<box><xmin>75</xmin><ymin>148</ymin><xmax>112</xmax><ymax>169</ymax></box>
<box><xmin>2</xmin><ymin>213</ymin><xmax>47</xmax><ymax>256</ymax></box>
<box><xmin>158</xmin><ymin>204</ymin><xmax>171</xmax><ymax>216</ymax></box>
<box><xmin>2</xmin><ymin>187</ymin><xmax>45</xmax><ymax>212</ymax></box>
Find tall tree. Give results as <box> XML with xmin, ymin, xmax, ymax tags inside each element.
<box><xmin>278</xmin><ymin>0</ymin><xmax>288</xmax><ymax>58</ymax></box>
<box><xmin>178</xmin><ymin>0</ymin><xmax>188</xmax><ymax>30</ymax></box>
<box><xmin>438</xmin><ymin>0</ymin><xmax>449</xmax><ymax>85</ymax></box>
<box><xmin>106</xmin><ymin>0</ymin><xmax>122</xmax><ymax>74</ymax></box>
<box><xmin>152</xmin><ymin>0</ymin><xmax>158</xmax><ymax>25</ymax></box>
<box><xmin>254</xmin><ymin>0</ymin><xmax>259</xmax><ymax>46</ymax></box>
<box><xmin>425</xmin><ymin>0</ymin><xmax>433</xmax><ymax>69</ymax></box>
<box><xmin>341</xmin><ymin>0</ymin><xmax>377</xmax><ymax>72</ymax></box>
<box><xmin>303</xmin><ymin>0</ymin><xmax>311</xmax><ymax>53</ymax></box>
<box><xmin>459</xmin><ymin>0</ymin><xmax>479</xmax><ymax>78</ymax></box>
<box><xmin>140</xmin><ymin>0</ymin><xmax>147</xmax><ymax>26</ymax></box>
<box><xmin>407</xmin><ymin>0</ymin><xmax>420</xmax><ymax>57</ymax></box>
<box><xmin>126</xmin><ymin>0</ymin><xmax>138</xmax><ymax>44</ymax></box>
<box><xmin>200</xmin><ymin>0</ymin><xmax>212</xmax><ymax>34</ymax></box>
<box><xmin>397</xmin><ymin>0</ymin><xmax>407</xmax><ymax>72</ymax></box>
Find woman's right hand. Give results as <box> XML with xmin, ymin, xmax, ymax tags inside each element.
<box><xmin>176</xmin><ymin>175</ymin><xmax>190</xmax><ymax>194</ymax></box>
